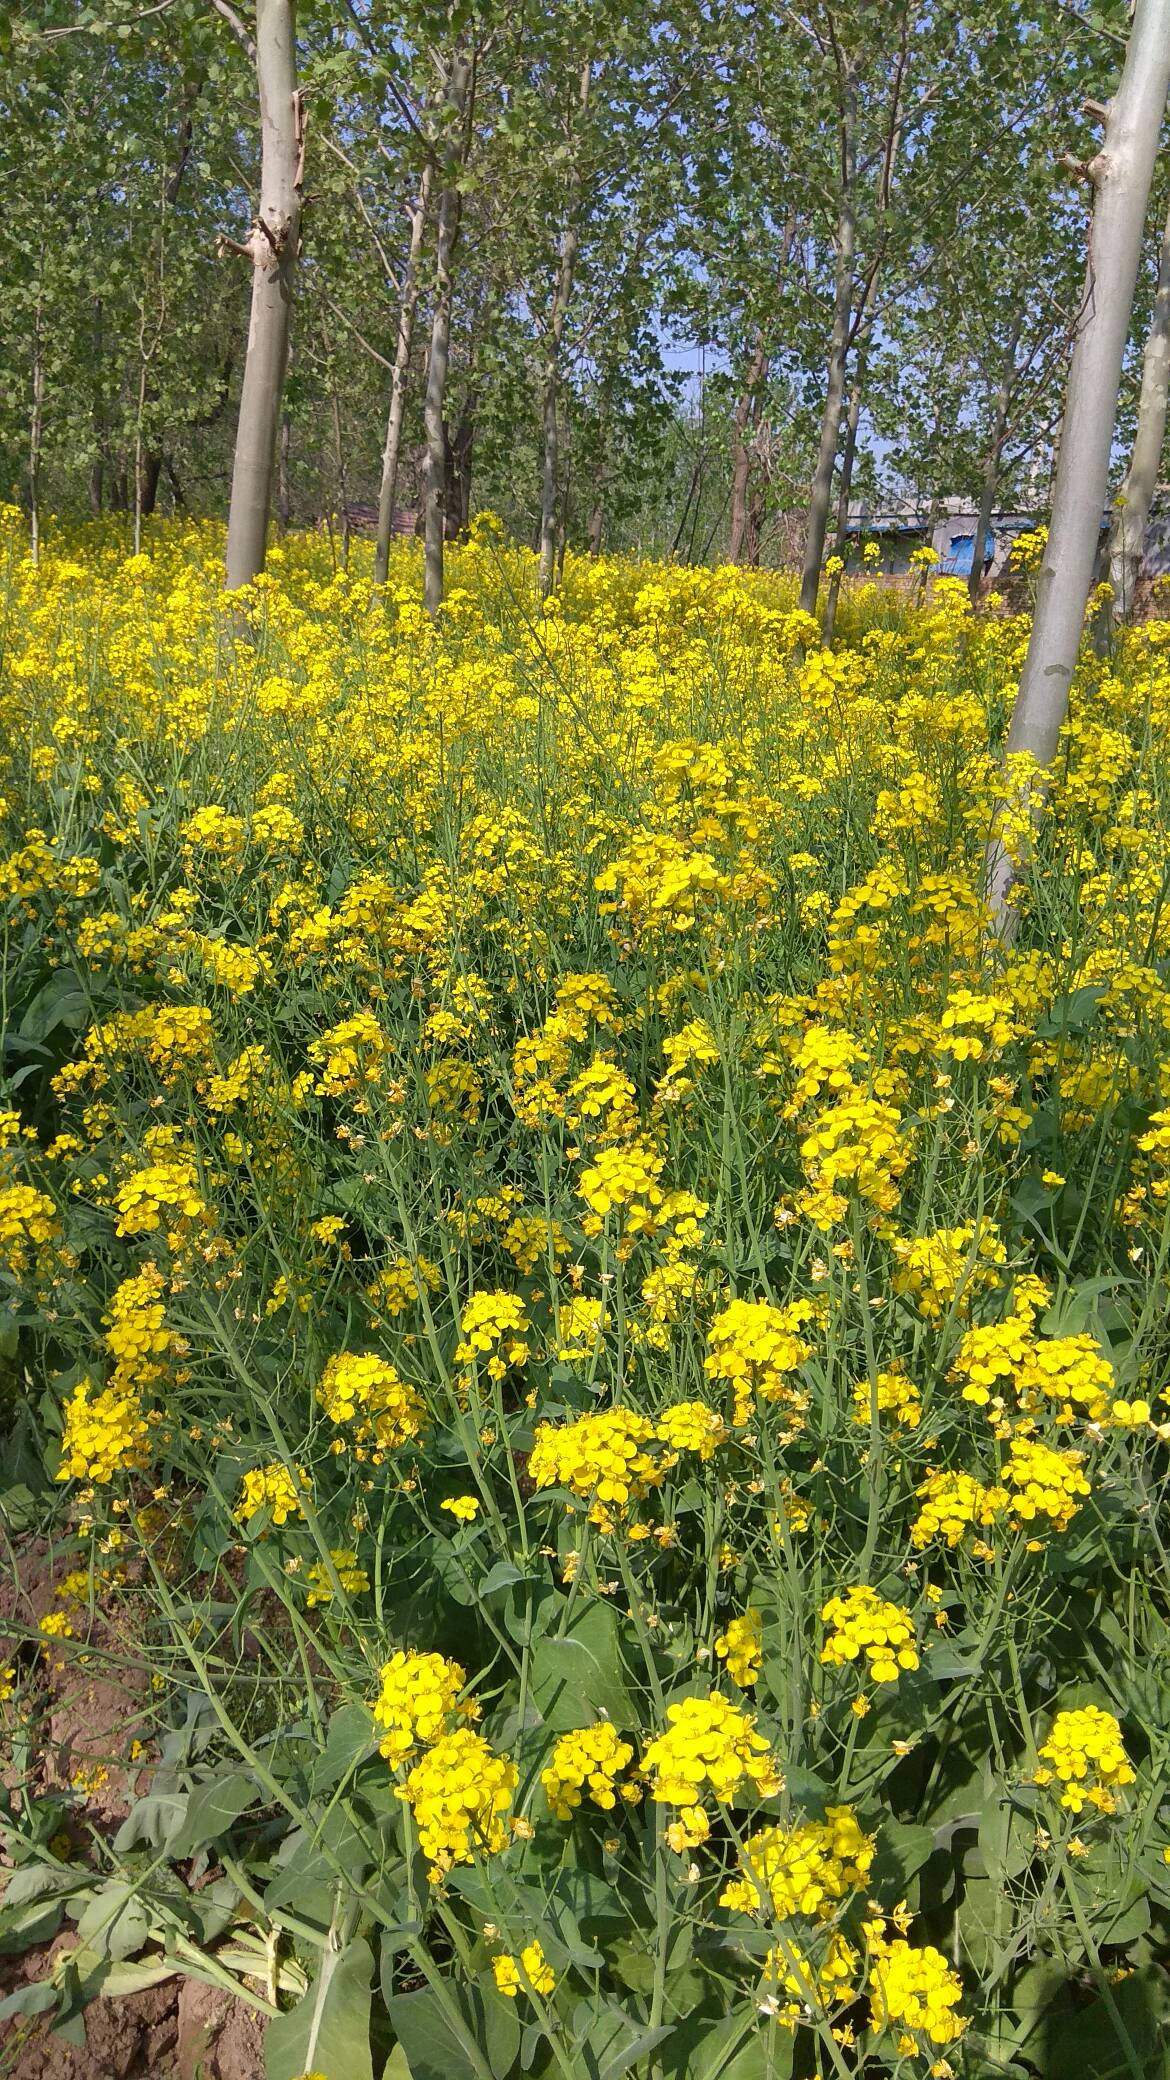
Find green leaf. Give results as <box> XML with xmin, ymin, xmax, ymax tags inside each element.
<box><xmin>265</xmin><ymin>1934</ymin><xmax>375</xmax><ymax>2080</ymax></box>
<box><xmin>387</xmin><ymin>1975</ymin><xmax>519</xmax><ymax>2080</ymax></box>
<box><xmin>678</xmin><ymin>2011</ymin><xmax>789</xmax><ymax>2079</ymax></box>
<box><xmin>1035</xmin><ymin>985</ymin><xmax>1106</xmax><ymax>1037</ymax></box>
<box><xmin>1043</xmin><ymin>1969</ymin><xmax>1170</xmax><ymax>2079</ymax></box>
<box><xmin>74</xmin><ymin>1881</ymin><xmax>152</xmax><ymax>1962</ymax></box>
<box><xmin>480</xmin><ymin>1559</ymin><xmax>527</xmax><ymax>1595</ymax></box>
<box><xmin>530</xmin><ymin>1602</ymin><xmax>634</xmax><ymax>1732</ymax></box>
<box><xmin>312</xmin><ymin>1702</ymin><xmax>379</xmax><ymax>1791</ymax></box>
<box><xmin>113</xmin><ymin>1793</ymin><xmax>189</xmax><ymax>1853</ymax></box>
<box><xmin>168</xmin><ymin>1771</ymin><xmax>259</xmax><ymax>1856</ymax></box>
<box><xmin>0</xmin><ymin>1980</ymin><xmax>59</xmax><ymax>2023</ymax></box>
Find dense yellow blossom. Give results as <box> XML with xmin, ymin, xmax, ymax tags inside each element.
<box><xmin>373</xmin><ymin>1650</ymin><xmax>472</xmax><ymax>1766</ymax></box>
<box><xmin>541</xmin><ymin>1722</ymin><xmax>636</xmax><ymax>1818</ymax></box>
<box><xmin>316</xmin><ymin>1352</ymin><xmax>427</xmax><ymax>1453</ymax></box>
<box><xmin>397</xmin><ymin>1727</ymin><xmax>517</xmax><ymax>1879</ymax></box>
<box><xmin>640</xmin><ymin>1692</ymin><xmax>781</xmax><ymax>1805</ymax></box>
<box><xmin>1036</xmin><ymin>1706</ymin><xmax>1135</xmax><ymax>1814</ymax></box>
<box><xmin>492</xmin><ymin>1942</ymin><xmax>555</xmax><ymax>1998</ymax></box>
<box><xmin>820</xmin><ymin>1586</ymin><xmax>920</xmax><ymax>1684</ymax></box>
<box><xmin>57</xmin><ymin>1378</ymin><xmax>149</xmax><ymax>1483</ymax></box>
<box><xmin>721</xmin><ymin>1806</ymin><xmax>874</xmax><ymax>1917</ymax></box>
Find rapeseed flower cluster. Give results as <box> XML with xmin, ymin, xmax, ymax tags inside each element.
<box><xmin>316</xmin><ymin>1352</ymin><xmax>427</xmax><ymax>1454</ymax></box>
<box><xmin>820</xmin><ymin>1586</ymin><xmax>920</xmax><ymax>1685</ymax></box>
<box><xmin>1035</xmin><ymin>1706</ymin><xmax>1136</xmax><ymax>1814</ymax></box>
<box><xmin>372</xmin><ymin>1650</ymin><xmax>472</xmax><ymax>1765</ymax></box>
<box><xmin>541</xmin><ymin>1722</ymin><xmax>637</xmax><ymax>1817</ymax></box>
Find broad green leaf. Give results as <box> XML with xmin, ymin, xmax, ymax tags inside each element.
<box><xmin>529</xmin><ymin>1602</ymin><xmax>634</xmax><ymax>1732</ymax></box>
<box><xmin>168</xmin><ymin>1771</ymin><xmax>259</xmax><ymax>1856</ymax></box>
<box><xmin>265</xmin><ymin>1934</ymin><xmax>375</xmax><ymax>2080</ymax></box>
<box><xmin>387</xmin><ymin>1974</ymin><xmax>519</xmax><ymax>2080</ymax></box>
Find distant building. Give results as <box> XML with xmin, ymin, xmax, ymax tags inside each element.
<box><xmin>842</xmin><ymin>497</ymin><xmax>1038</xmax><ymax>582</ymax></box>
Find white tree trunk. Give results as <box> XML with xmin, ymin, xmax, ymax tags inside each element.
<box><xmin>224</xmin><ymin>0</ymin><xmax>302</xmax><ymax>592</ymax></box>
<box><xmin>375</xmin><ymin>160</ymin><xmax>433</xmax><ymax>589</ymax></box>
<box><xmin>799</xmin><ymin>205</ymin><xmax>854</xmax><ymax>617</ymax></box>
<box><xmin>799</xmin><ymin>61</ymin><xmax>857</xmax><ymax>620</ymax></box>
<box><xmin>423</xmin><ymin>54</ymin><xmax>472</xmax><ymax>621</ymax></box>
<box><xmin>1109</xmin><ymin>188</ymin><xmax>1170</xmax><ymax>619</ymax></box>
<box><xmin>539</xmin><ymin>62</ymin><xmax>591</xmax><ymax>599</ymax></box>
<box><xmin>987</xmin><ymin>0</ymin><xmax>1170</xmax><ymax>928</ymax></box>
<box><xmin>1001</xmin><ymin>0</ymin><xmax>1170</xmax><ymax>773</ymax></box>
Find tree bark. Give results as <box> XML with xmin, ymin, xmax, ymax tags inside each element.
<box><xmin>423</xmin><ymin>52</ymin><xmax>473</xmax><ymax>620</ymax></box>
<box><xmin>1109</xmin><ymin>187</ymin><xmax>1170</xmax><ymax>619</ymax></box>
<box><xmin>539</xmin><ymin>61</ymin><xmax>591</xmax><ymax>598</ymax></box>
<box><xmin>446</xmin><ymin>403</ymin><xmax>475</xmax><ymax>537</ymax></box>
<box><xmin>28</xmin><ymin>327</ymin><xmax>43</xmax><ymax>567</ymax></box>
<box><xmin>375</xmin><ymin>159</ymin><xmax>433</xmax><ymax>587</ymax></box>
<box><xmin>799</xmin><ymin>65</ymin><xmax>857</xmax><ymax>618</ymax></box>
<box><xmin>224</xmin><ymin>0</ymin><xmax>303</xmax><ymax>591</ymax></box>
<box><xmin>821</xmin><ymin>342</ymin><xmax>867</xmax><ymax>645</ymax></box>
<box><xmin>140</xmin><ymin>452</ymin><xmax>163</xmax><ymax>521</ymax></box>
<box><xmin>728</xmin><ymin>333</ymin><xmax>769</xmax><ymax>565</ymax></box>
<box><xmin>988</xmin><ymin>0</ymin><xmax>1170</xmax><ymax>926</ymax></box>
<box><xmin>969</xmin><ymin>318</ymin><xmax>1022</xmax><ymax>605</ymax></box>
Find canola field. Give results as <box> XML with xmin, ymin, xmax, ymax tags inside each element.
<box><xmin>2</xmin><ymin>508</ymin><xmax>1170</xmax><ymax>2079</ymax></box>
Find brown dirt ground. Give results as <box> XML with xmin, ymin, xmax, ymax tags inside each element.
<box><xmin>1</xmin><ymin>1542</ymin><xmax>264</xmax><ymax>2079</ymax></box>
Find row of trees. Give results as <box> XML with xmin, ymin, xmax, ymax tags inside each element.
<box><xmin>3</xmin><ymin>0</ymin><xmax>1169</xmax><ymax>627</ymax></box>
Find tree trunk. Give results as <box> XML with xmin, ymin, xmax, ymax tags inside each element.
<box><xmin>988</xmin><ymin>0</ymin><xmax>1170</xmax><ymax>925</ymax></box>
<box><xmin>140</xmin><ymin>452</ymin><xmax>163</xmax><ymax>521</ymax></box>
<box><xmin>446</xmin><ymin>404</ymin><xmax>475</xmax><ymax>537</ymax></box>
<box><xmin>539</xmin><ymin>61</ymin><xmax>591</xmax><ymax>598</ymax></box>
<box><xmin>331</xmin><ymin>393</ymin><xmax>349</xmax><ymax>566</ymax></box>
<box><xmin>224</xmin><ymin>0</ymin><xmax>303</xmax><ymax>591</ymax></box>
<box><xmin>968</xmin><ymin>320</ymin><xmax>1022</xmax><ymax>605</ymax></box>
<box><xmin>799</xmin><ymin>73</ymin><xmax>857</xmax><ymax>618</ymax></box>
<box><xmin>423</xmin><ymin>52</ymin><xmax>473</xmax><ymax>620</ymax></box>
<box><xmin>729</xmin><ymin>333</ymin><xmax>769</xmax><ymax>565</ymax></box>
<box><xmin>1109</xmin><ymin>187</ymin><xmax>1170</xmax><ymax>619</ymax></box>
<box><xmin>375</xmin><ymin>159</ymin><xmax>433</xmax><ymax>587</ymax></box>
<box><xmin>28</xmin><ymin>329</ymin><xmax>43</xmax><ymax>567</ymax></box>
<box><xmin>821</xmin><ymin>346</ymin><xmax>867</xmax><ymax>644</ymax></box>
<box><xmin>133</xmin><ymin>357</ymin><xmax>148</xmax><ymax>555</ymax></box>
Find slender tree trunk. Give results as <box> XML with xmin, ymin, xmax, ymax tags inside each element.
<box><xmin>133</xmin><ymin>356</ymin><xmax>148</xmax><ymax>556</ymax></box>
<box><xmin>588</xmin><ymin>400</ymin><xmax>607</xmax><ymax>553</ymax></box>
<box><xmin>224</xmin><ymin>0</ymin><xmax>303</xmax><ymax>591</ymax></box>
<box><xmin>822</xmin><ymin>346</ymin><xmax>867</xmax><ymax>644</ymax></box>
<box><xmin>29</xmin><ymin>327</ymin><xmax>43</xmax><ymax>568</ymax></box>
<box><xmin>446</xmin><ymin>403</ymin><xmax>475</xmax><ymax>537</ymax></box>
<box><xmin>799</xmin><ymin>72</ymin><xmax>857</xmax><ymax>617</ymax></box>
<box><xmin>540</xmin><ymin>61</ymin><xmax>591</xmax><ymax>598</ymax></box>
<box><xmin>423</xmin><ymin>52</ymin><xmax>473</xmax><ymax>620</ymax></box>
<box><xmin>141</xmin><ymin>453</ymin><xmax>163</xmax><ymax>518</ymax></box>
<box><xmin>1109</xmin><ymin>187</ymin><xmax>1170</xmax><ymax>619</ymax></box>
<box><xmin>331</xmin><ymin>393</ymin><xmax>349</xmax><ymax>566</ymax></box>
<box><xmin>988</xmin><ymin>0</ymin><xmax>1170</xmax><ymax>926</ymax></box>
<box><xmin>967</xmin><ymin>323</ymin><xmax>1021</xmax><ymax>604</ymax></box>
<box><xmin>729</xmin><ymin>333</ymin><xmax>769</xmax><ymax>564</ymax></box>
<box><xmin>375</xmin><ymin>159</ymin><xmax>433</xmax><ymax>587</ymax></box>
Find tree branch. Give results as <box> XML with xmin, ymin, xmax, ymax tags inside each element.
<box><xmin>207</xmin><ymin>0</ymin><xmax>255</xmax><ymax>61</ymax></box>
